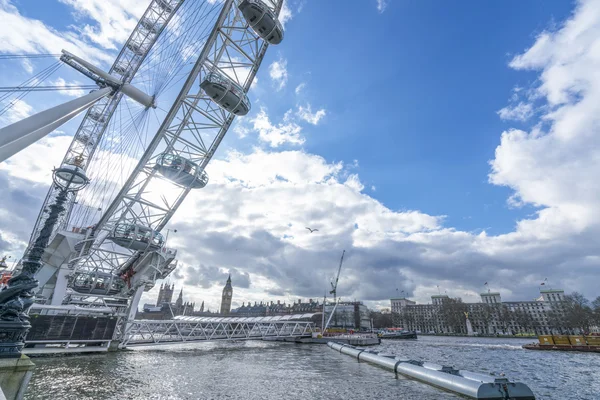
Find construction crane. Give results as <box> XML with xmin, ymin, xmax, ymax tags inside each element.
<box><xmin>330</xmin><ymin>250</ymin><xmax>345</xmax><ymax>303</ymax></box>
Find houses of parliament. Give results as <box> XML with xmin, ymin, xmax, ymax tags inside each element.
<box><xmin>140</xmin><ymin>274</ymin><xmax>321</xmax><ymax>319</ymax></box>
<box><xmin>140</xmin><ymin>276</ymin><xmax>232</xmax><ymax>318</ymax></box>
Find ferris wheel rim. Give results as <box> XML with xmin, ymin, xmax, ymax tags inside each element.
<box><xmin>23</xmin><ymin>0</ymin><xmax>217</xmax><ymax>255</ymax></box>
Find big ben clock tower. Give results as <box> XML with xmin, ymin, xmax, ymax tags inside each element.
<box><xmin>220</xmin><ymin>275</ymin><xmax>233</xmax><ymax>314</ymax></box>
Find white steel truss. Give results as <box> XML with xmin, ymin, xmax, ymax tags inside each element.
<box><xmin>71</xmin><ymin>0</ymin><xmax>283</xmax><ymax>295</ymax></box>
<box><xmin>121</xmin><ymin>318</ymin><xmax>315</xmax><ymax>347</ymax></box>
<box><xmin>26</xmin><ymin>0</ymin><xmax>185</xmax><ymax>256</ymax></box>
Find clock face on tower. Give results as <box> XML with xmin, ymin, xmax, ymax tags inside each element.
<box><xmin>227</xmin><ymin>291</ymin><xmax>232</xmax><ymax>296</ymax></box>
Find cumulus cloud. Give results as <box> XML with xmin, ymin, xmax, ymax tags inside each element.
<box><xmin>185</xmin><ymin>264</ymin><xmax>251</xmax><ymax>289</ymax></box>
<box><xmin>58</xmin><ymin>0</ymin><xmax>148</xmax><ymax>50</ymax></box>
<box><xmin>148</xmin><ymin>0</ymin><xmax>600</xmax><ymax>308</ymax></box>
<box><xmin>295</xmin><ymin>82</ymin><xmax>306</xmax><ymax>95</ymax></box>
<box><xmin>251</xmin><ymin>107</ymin><xmax>304</xmax><ymax>147</ymax></box>
<box><xmin>3</xmin><ymin>0</ymin><xmax>600</xmax><ymax>313</ymax></box>
<box><xmin>296</xmin><ymin>103</ymin><xmax>326</xmax><ymax>125</ymax></box>
<box><xmin>376</xmin><ymin>0</ymin><xmax>388</xmax><ymax>13</ymax></box>
<box><xmin>497</xmin><ymin>102</ymin><xmax>534</xmax><ymax>121</ymax></box>
<box><xmin>49</xmin><ymin>77</ymin><xmax>87</xmax><ymax>97</ymax></box>
<box><xmin>275</xmin><ymin>0</ymin><xmax>293</xmax><ymax>27</ymax></box>
<box><xmin>269</xmin><ymin>57</ymin><xmax>288</xmax><ymax>91</ymax></box>
<box><xmin>490</xmin><ymin>0</ymin><xmax>600</xmax><ymax>230</ymax></box>
<box><xmin>0</xmin><ymin>0</ymin><xmax>115</xmax><ymax>64</ymax></box>
<box><xmin>0</xmin><ymin>99</ymin><xmax>33</xmax><ymax>124</ymax></box>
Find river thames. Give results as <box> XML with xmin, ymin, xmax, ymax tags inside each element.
<box><xmin>25</xmin><ymin>336</ymin><xmax>599</xmax><ymax>400</ymax></box>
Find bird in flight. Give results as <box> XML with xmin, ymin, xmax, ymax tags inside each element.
<box><xmin>305</xmin><ymin>227</ymin><xmax>318</xmax><ymax>233</ymax></box>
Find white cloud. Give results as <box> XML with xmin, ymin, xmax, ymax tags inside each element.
<box><xmin>0</xmin><ymin>134</ymin><xmax>71</xmax><ymax>183</ymax></box>
<box><xmin>49</xmin><ymin>77</ymin><xmax>87</xmax><ymax>97</ymax></box>
<box><xmin>251</xmin><ymin>107</ymin><xmax>304</xmax><ymax>147</ymax></box>
<box><xmin>233</xmin><ymin>118</ymin><xmax>251</xmax><ymax>138</ymax></box>
<box><xmin>376</xmin><ymin>0</ymin><xmax>388</xmax><ymax>13</ymax></box>
<box><xmin>279</xmin><ymin>0</ymin><xmax>293</xmax><ymax>26</ymax></box>
<box><xmin>3</xmin><ymin>0</ymin><xmax>600</xmax><ymax>311</ymax></box>
<box><xmin>58</xmin><ymin>0</ymin><xmax>148</xmax><ymax>50</ymax></box>
<box><xmin>0</xmin><ymin>0</ymin><xmax>114</xmax><ymax>65</ymax></box>
<box><xmin>269</xmin><ymin>57</ymin><xmax>288</xmax><ymax>91</ymax></box>
<box><xmin>295</xmin><ymin>82</ymin><xmax>306</xmax><ymax>95</ymax></box>
<box><xmin>21</xmin><ymin>59</ymin><xmax>33</xmax><ymax>74</ymax></box>
<box><xmin>497</xmin><ymin>102</ymin><xmax>534</xmax><ymax>121</ymax></box>
<box><xmin>489</xmin><ymin>0</ymin><xmax>600</xmax><ymax>235</ymax></box>
<box><xmin>296</xmin><ymin>103</ymin><xmax>326</xmax><ymax>125</ymax></box>
<box><xmin>0</xmin><ymin>99</ymin><xmax>33</xmax><ymax>125</ymax></box>
<box><xmin>344</xmin><ymin>174</ymin><xmax>364</xmax><ymax>192</ymax></box>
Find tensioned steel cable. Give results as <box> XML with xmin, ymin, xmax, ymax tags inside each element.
<box><xmin>0</xmin><ymin>54</ymin><xmax>61</xmax><ymax>60</ymax></box>
<box><xmin>67</xmin><ymin>1</ymin><xmax>224</xmax><ymax>232</ymax></box>
<box><xmin>0</xmin><ymin>85</ymin><xmax>98</xmax><ymax>92</ymax></box>
<box><xmin>0</xmin><ymin>61</ymin><xmax>63</xmax><ymax>112</ymax></box>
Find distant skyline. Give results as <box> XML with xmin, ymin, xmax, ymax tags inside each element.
<box><xmin>1</xmin><ymin>0</ymin><xmax>599</xmax><ymax>311</ymax></box>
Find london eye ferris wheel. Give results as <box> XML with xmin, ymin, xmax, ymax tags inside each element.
<box><xmin>0</xmin><ymin>0</ymin><xmax>285</xmax><ymax>314</ymax></box>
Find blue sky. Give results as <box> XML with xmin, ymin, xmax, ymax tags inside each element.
<box><xmin>264</xmin><ymin>0</ymin><xmax>574</xmax><ymax>234</ymax></box>
<box><xmin>1</xmin><ymin>0</ymin><xmax>600</xmax><ymax>309</ymax></box>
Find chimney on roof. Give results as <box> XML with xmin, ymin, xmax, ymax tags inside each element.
<box><xmin>277</xmin><ymin>300</ymin><xmax>280</xmax><ymax>305</ymax></box>
<box><xmin>309</xmin><ymin>298</ymin><xmax>313</xmax><ymax>303</ymax></box>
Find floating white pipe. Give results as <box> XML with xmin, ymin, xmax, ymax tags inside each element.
<box><xmin>328</xmin><ymin>342</ymin><xmax>536</xmax><ymax>400</ymax></box>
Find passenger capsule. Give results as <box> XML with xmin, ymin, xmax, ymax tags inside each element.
<box><xmin>156</xmin><ymin>0</ymin><xmax>178</xmax><ymax>14</ymax></box>
<box><xmin>88</xmin><ymin>109</ymin><xmax>106</xmax><ymax>123</ymax></box>
<box><xmin>200</xmin><ymin>72</ymin><xmax>250</xmax><ymax>116</ymax></box>
<box><xmin>127</xmin><ymin>42</ymin><xmax>146</xmax><ymax>56</ymax></box>
<box><xmin>113</xmin><ymin>61</ymin><xmax>128</xmax><ymax>75</ymax></box>
<box><xmin>140</xmin><ymin>17</ymin><xmax>161</xmax><ymax>34</ymax></box>
<box><xmin>239</xmin><ymin>0</ymin><xmax>284</xmax><ymax>45</ymax></box>
<box><xmin>108</xmin><ymin>224</ymin><xmax>164</xmax><ymax>251</ymax></box>
<box><xmin>156</xmin><ymin>153</ymin><xmax>209</xmax><ymax>189</ymax></box>
<box><xmin>71</xmin><ymin>271</ymin><xmax>123</xmax><ymax>296</ymax></box>
<box><xmin>75</xmin><ymin>133</ymin><xmax>94</xmax><ymax>147</ymax></box>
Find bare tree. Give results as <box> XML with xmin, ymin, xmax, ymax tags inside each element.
<box><xmin>495</xmin><ymin>305</ymin><xmax>515</xmax><ymax>335</ymax></box>
<box><xmin>563</xmin><ymin>292</ymin><xmax>593</xmax><ymax>333</ymax></box>
<box><xmin>547</xmin><ymin>307</ymin><xmax>567</xmax><ymax>334</ymax></box>
<box><xmin>440</xmin><ymin>298</ymin><xmax>468</xmax><ymax>334</ymax></box>
<box><xmin>513</xmin><ymin>310</ymin><xmax>533</xmax><ymax>335</ymax></box>
<box><xmin>369</xmin><ymin>311</ymin><xmax>393</xmax><ymax>329</ymax></box>
<box><xmin>592</xmin><ymin>296</ymin><xmax>600</xmax><ymax>327</ymax></box>
<box><xmin>474</xmin><ymin>303</ymin><xmax>494</xmax><ymax>335</ymax></box>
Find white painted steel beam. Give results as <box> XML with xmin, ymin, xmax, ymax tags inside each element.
<box><xmin>0</xmin><ymin>87</ymin><xmax>111</xmax><ymax>163</ymax></box>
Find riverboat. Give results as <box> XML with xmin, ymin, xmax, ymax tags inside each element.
<box><xmin>522</xmin><ymin>335</ymin><xmax>600</xmax><ymax>353</ymax></box>
<box><xmin>377</xmin><ymin>328</ymin><xmax>418</xmax><ymax>339</ymax></box>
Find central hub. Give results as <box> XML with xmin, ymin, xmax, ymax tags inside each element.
<box><xmin>60</xmin><ymin>50</ymin><xmax>156</xmax><ymax>109</ymax></box>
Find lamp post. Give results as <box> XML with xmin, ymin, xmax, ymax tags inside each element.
<box><xmin>0</xmin><ymin>160</ymin><xmax>89</xmax><ymax>358</ymax></box>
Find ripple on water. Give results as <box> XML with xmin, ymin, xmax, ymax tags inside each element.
<box><xmin>25</xmin><ymin>336</ymin><xmax>600</xmax><ymax>400</ymax></box>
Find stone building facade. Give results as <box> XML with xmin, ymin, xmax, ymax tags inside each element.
<box><xmin>232</xmin><ymin>299</ymin><xmax>322</xmax><ymax>317</ymax></box>
<box><xmin>138</xmin><ymin>283</ymin><xmax>195</xmax><ymax>319</ymax></box>
<box><xmin>391</xmin><ymin>289</ymin><xmax>566</xmax><ymax>335</ymax></box>
<box><xmin>324</xmin><ymin>301</ymin><xmax>372</xmax><ymax>331</ymax></box>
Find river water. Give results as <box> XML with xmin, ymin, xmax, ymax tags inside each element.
<box><xmin>25</xmin><ymin>336</ymin><xmax>599</xmax><ymax>400</ymax></box>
